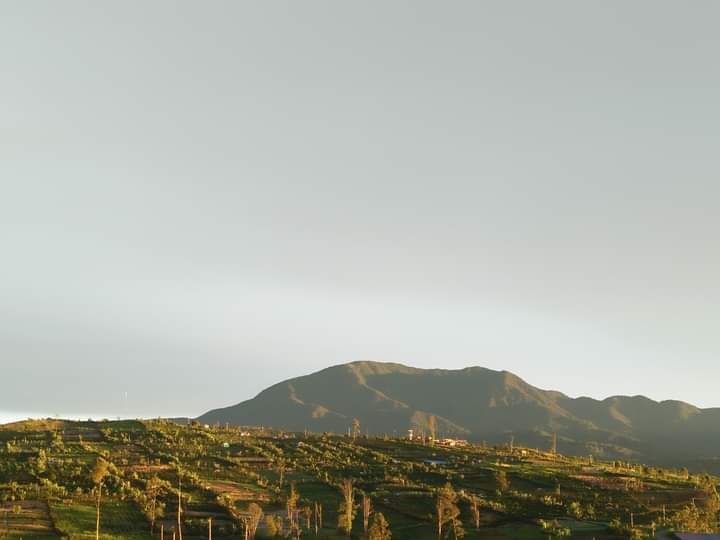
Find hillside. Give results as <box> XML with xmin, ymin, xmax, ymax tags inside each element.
<box><xmin>1</xmin><ymin>418</ymin><xmax>718</xmax><ymax>538</ymax></box>
<box><xmin>199</xmin><ymin>361</ymin><xmax>720</xmax><ymax>467</ymax></box>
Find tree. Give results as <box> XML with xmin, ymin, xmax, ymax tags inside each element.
<box><xmin>246</xmin><ymin>503</ymin><xmax>263</xmax><ymax>540</ymax></box>
<box><xmin>36</xmin><ymin>449</ymin><xmax>48</xmax><ymax>474</ymax></box>
<box><xmin>568</xmin><ymin>502</ymin><xmax>583</xmax><ymax>519</ymax></box>
<box><xmin>314</xmin><ymin>501</ymin><xmax>323</xmax><ymax>535</ymax></box>
<box><xmin>435</xmin><ymin>483</ymin><xmax>464</xmax><ymax>539</ymax></box>
<box><xmin>672</xmin><ymin>499</ymin><xmax>715</xmax><ymax>533</ymax></box>
<box><xmin>494</xmin><ymin>470</ymin><xmax>509</xmax><ymax>493</ymax></box>
<box><xmin>428</xmin><ymin>416</ymin><xmax>437</xmax><ymax>442</ymax></box>
<box><xmin>301</xmin><ymin>506</ymin><xmax>312</xmax><ymax>530</ymax></box>
<box><xmin>286</xmin><ymin>482</ymin><xmax>299</xmax><ymax>530</ymax></box>
<box><xmin>701</xmin><ymin>478</ymin><xmax>720</xmax><ymax>523</ymax></box>
<box><xmin>337</xmin><ymin>478</ymin><xmax>356</xmax><ymax>535</ymax></box>
<box><xmin>540</xmin><ymin>519</ymin><xmax>570</xmax><ymax>538</ymax></box>
<box><xmin>144</xmin><ymin>476</ymin><xmax>167</xmax><ymax>533</ymax></box>
<box><xmin>276</xmin><ymin>458</ymin><xmax>286</xmax><ymax>488</ymax></box>
<box><xmin>90</xmin><ymin>457</ymin><xmax>109</xmax><ymax>540</ymax></box>
<box><xmin>368</xmin><ymin>512</ymin><xmax>391</xmax><ymax>540</ymax></box>
<box><xmin>362</xmin><ymin>492</ymin><xmax>373</xmax><ymax>532</ymax></box>
<box><xmin>51</xmin><ymin>430</ymin><xmax>64</xmax><ymax>452</ymax></box>
<box><xmin>265</xmin><ymin>515</ymin><xmax>282</xmax><ymax>537</ymax></box>
<box><xmin>469</xmin><ymin>495</ymin><xmax>481</xmax><ymax>529</ymax></box>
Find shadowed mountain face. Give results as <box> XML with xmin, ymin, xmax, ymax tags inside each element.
<box><xmin>199</xmin><ymin>361</ymin><xmax>720</xmax><ymax>467</ymax></box>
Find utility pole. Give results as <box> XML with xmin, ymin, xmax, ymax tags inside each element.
<box><xmin>177</xmin><ymin>475</ymin><xmax>183</xmax><ymax>540</ymax></box>
<box><xmin>95</xmin><ymin>483</ymin><xmax>101</xmax><ymax>540</ymax></box>
<box><xmin>208</xmin><ymin>517</ymin><xmax>212</xmax><ymax>540</ymax></box>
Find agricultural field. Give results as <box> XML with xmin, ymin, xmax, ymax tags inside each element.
<box><xmin>1</xmin><ymin>418</ymin><xmax>718</xmax><ymax>539</ymax></box>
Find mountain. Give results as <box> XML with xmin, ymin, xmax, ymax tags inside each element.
<box><xmin>198</xmin><ymin>361</ymin><xmax>720</xmax><ymax>468</ymax></box>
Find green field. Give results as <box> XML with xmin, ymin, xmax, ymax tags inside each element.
<box><xmin>1</xmin><ymin>419</ymin><xmax>717</xmax><ymax>539</ymax></box>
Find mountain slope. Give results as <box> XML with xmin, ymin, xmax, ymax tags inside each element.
<box><xmin>198</xmin><ymin>361</ymin><xmax>720</xmax><ymax>466</ymax></box>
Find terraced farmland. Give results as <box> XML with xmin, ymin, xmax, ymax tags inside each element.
<box><xmin>1</xmin><ymin>419</ymin><xmax>718</xmax><ymax>538</ymax></box>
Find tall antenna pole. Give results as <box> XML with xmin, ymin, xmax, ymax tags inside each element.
<box><xmin>177</xmin><ymin>474</ymin><xmax>183</xmax><ymax>540</ymax></box>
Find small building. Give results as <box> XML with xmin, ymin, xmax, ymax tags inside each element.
<box><xmin>438</xmin><ymin>438</ymin><xmax>469</xmax><ymax>447</ymax></box>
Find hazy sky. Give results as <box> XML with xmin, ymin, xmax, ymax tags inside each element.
<box><xmin>2</xmin><ymin>2</ymin><xmax>719</xmax><ymax>421</ymax></box>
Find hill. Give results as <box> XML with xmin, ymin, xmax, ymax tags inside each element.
<box><xmin>199</xmin><ymin>361</ymin><xmax>720</xmax><ymax>468</ymax></box>
<box><xmin>1</xmin><ymin>418</ymin><xmax>717</xmax><ymax>538</ymax></box>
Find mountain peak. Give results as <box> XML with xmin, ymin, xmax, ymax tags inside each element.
<box><xmin>199</xmin><ymin>360</ymin><xmax>719</xmax><ymax>465</ymax></box>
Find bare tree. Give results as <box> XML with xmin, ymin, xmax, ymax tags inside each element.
<box><xmin>435</xmin><ymin>488</ymin><xmax>444</xmax><ymax>539</ymax></box>
<box><xmin>338</xmin><ymin>479</ymin><xmax>355</xmax><ymax>535</ymax></box>
<box><xmin>246</xmin><ymin>503</ymin><xmax>263</xmax><ymax>540</ymax></box>
<box><xmin>469</xmin><ymin>495</ymin><xmax>481</xmax><ymax>529</ymax></box>
<box><xmin>428</xmin><ymin>415</ymin><xmax>437</xmax><ymax>442</ymax></box>
<box><xmin>301</xmin><ymin>506</ymin><xmax>312</xmax><ymax>530</ymax></box>
<box><xmin>314</xmin><ymin>501</ymin><xmax>323</xmax><ymax>535</ymax></box>
<box><xmin>277</xmin><ymin>457</ymin><xmax>286</xmax><ymax>488</ymax></box>
<box><xmin>286</xmin><ymin>482</ymin><xmax>299</xmax><ymax>530</ymax></box>
<box><xmin>351</xmin><ymin>418</ymin><xmax>361</xmax><ymax>440</ymax></box>
<box><xmin>362</xmin><ymin>492</ymin><xmax>373</xmax><ymax>533</ymax></box>
<box><xmin>241</xmin><ymin>516</ymin><xmax>249</xmax><ymax>540</ymax></box>
<box><xmin>435</xmin><ymin>483</ymin><xmax>464</xmax><ymax>539</ymax></box>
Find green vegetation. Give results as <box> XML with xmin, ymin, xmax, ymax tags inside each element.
<box><xmin>1</xmin><ymin>417</ymin><xmax>719</xmax><ymax>539</ymax></box>
<box><xmin>51</xmin><ymin>500</ymin><xmax>152</xmax><ymax>540</ymax></box>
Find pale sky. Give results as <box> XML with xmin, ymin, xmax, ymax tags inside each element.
<box><xmin>1</xmin><ymin>2</ymin><xmax>719</xmax><ymax>421</ymax></box>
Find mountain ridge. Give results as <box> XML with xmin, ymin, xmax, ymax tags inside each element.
<box><xmin>199</xmin><ymin>360</ymin><xmax>720</xmax><ymax>468</ymax></box>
